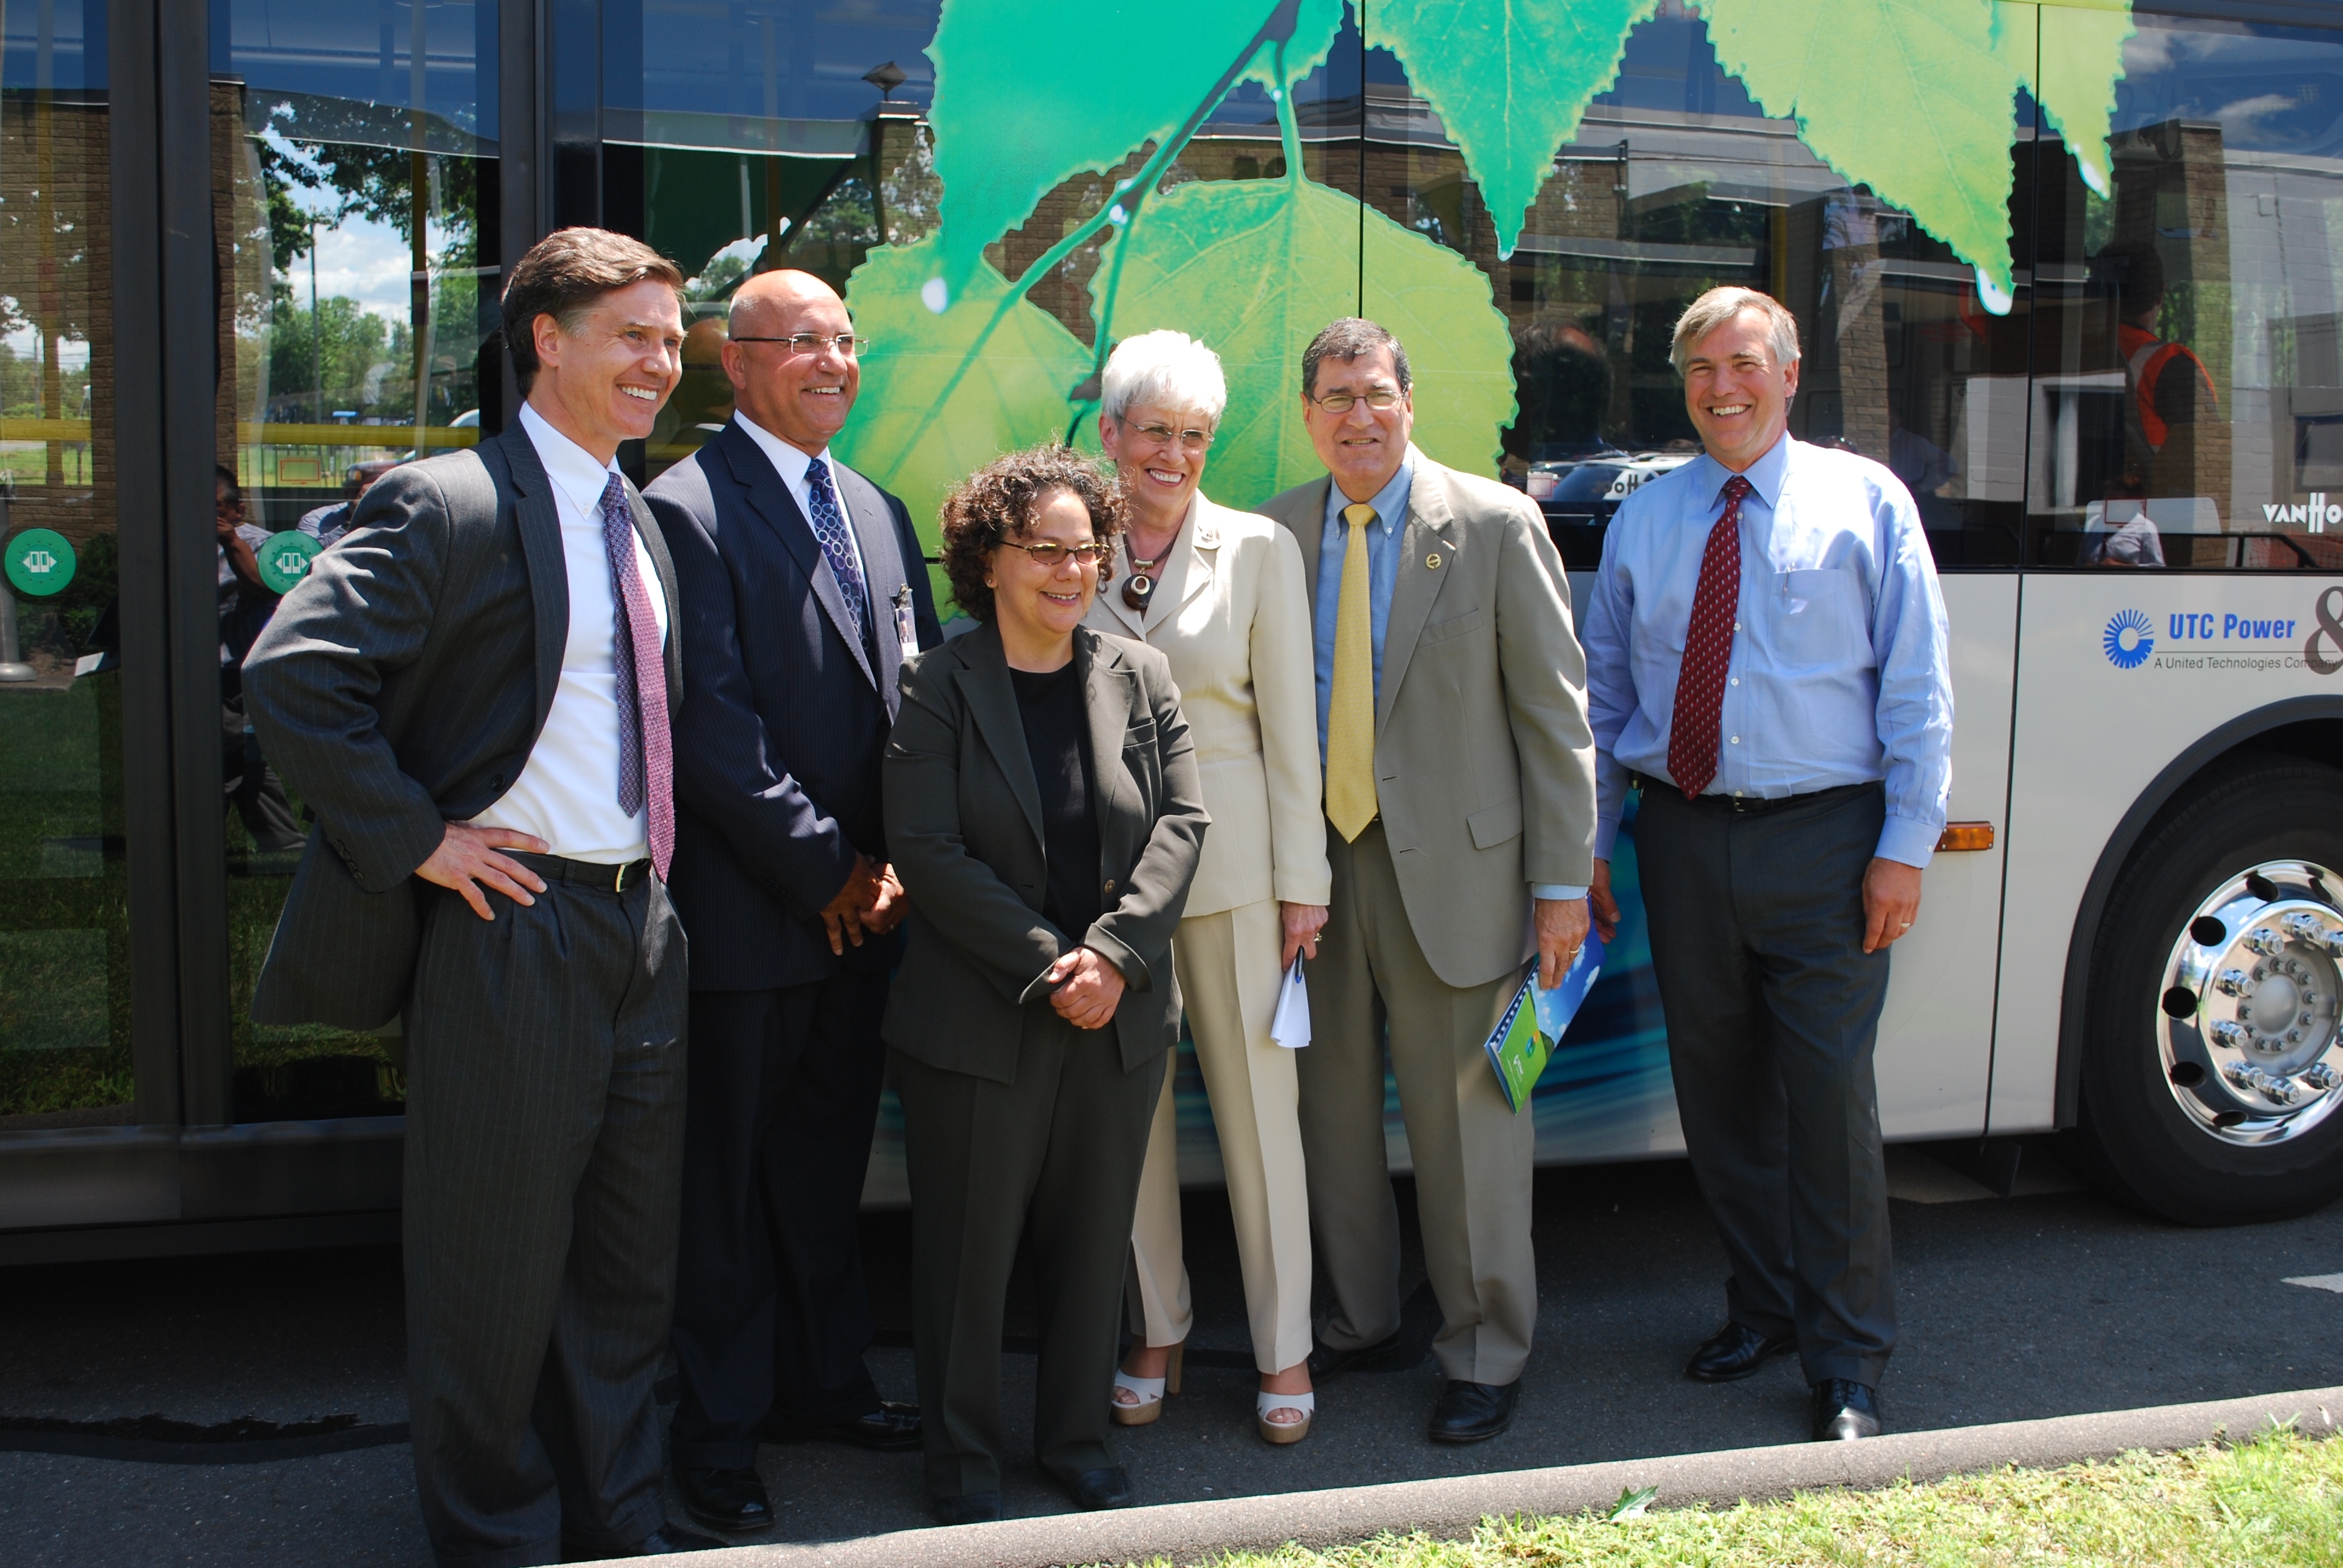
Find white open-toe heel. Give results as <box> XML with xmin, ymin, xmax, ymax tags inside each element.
<box><xmin>1256</xmin><ymin>1388</ymin><xmax>1314</xmax><ymax>1445</ymax></box>
<box><xmin>1110</xmin><ymin>1342</ymin><xmax>1184</xmax><ymax>1426</ymax></box>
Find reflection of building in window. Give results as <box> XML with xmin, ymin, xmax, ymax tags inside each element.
<box><xmin>2096</xmin><ymin>119</ymin><xmax>2233</xmax><ymax>560</ymax></box>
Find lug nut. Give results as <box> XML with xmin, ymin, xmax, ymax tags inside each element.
<box><xmin>2247</xmin><ymin>927</ymin><xmax>2284</xmax><ymax>955</ymax></box>
<box><xmin>2286</xmin><ymin>912</ymin><xmax>2327</xmax><ymax>943</ymax></box>
<box><xmin>2226</xmin><ymin>1059</ymin><xmax>2259</xmax><ymax>1088</ymax></box>
<box><xmin>2304</xmin><ymin>1063</ymin><xmax>2341</xmax><ymax>1091</ymax></box>
<box><xmin>2272</xmin><ymin>1076</ymin><xmax>2304</xmax><ymax>1105</ymax></box>
<box><xmin>2210</xmin><ymin>1021</ymin><xmax>2250</xmax><ymax>1049</ymax></box>
<box><xmin>2216</xmin><ymin>969</ymin><xmax>2256</xmax><ymax>997</ymax></box>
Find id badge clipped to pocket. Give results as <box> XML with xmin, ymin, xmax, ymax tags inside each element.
<box><xmin>892</xmin><ymin>584</ymin><xmax>920</xmax><ymax>664</ymax></box>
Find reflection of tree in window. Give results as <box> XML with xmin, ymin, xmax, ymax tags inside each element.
<box><xmin>247</xmin><ymin>101</ymin><xmax>486</xmax><ymax>429</ymax></box>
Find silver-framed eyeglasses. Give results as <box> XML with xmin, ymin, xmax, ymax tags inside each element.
<box><xmin>730</xmin><ymin>332</ymin><xmax>871</xmax><ymax>356</ymax></box>
<box><xmin>1123</xmin><ymin>419</ymin><xmax>1214</xmax><ymax>454</ymax></box>
<box><xmin>998</xmin><ymin>538</ymin><xmax>1109</xmax><ymax>567</ymax></box>
<box><xmin>1307</xmin><ymin>385</ymin><xmax>1404</xmax><ymax>413</ymax></box>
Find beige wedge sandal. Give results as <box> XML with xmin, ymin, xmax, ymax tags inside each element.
<box><xmin>1256</xmin><ymin>1388</ymin><xmax>1314</xmax><ymax>1445</ymax></box>
<box><xmin>1110</xmin><ymin>1342</ymin><xmax>1184</xmax><ymax>1426</ymax></box>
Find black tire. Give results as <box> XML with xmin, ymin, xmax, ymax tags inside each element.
<box><xmin>2072</xmin><ymin>751</ymin><xmax>2343</xmax><ymax>1226</ymax></box>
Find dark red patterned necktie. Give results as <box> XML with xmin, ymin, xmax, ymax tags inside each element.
<box><xmin>1666</xmin><ymin>474</ymin><xmax>1752</xmax><ymax>800</ymax></box>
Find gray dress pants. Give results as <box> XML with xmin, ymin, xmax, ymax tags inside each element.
<box><xmin>1633</xmin><ymin>781</ymin><xmax>1897</xmax><ymax>1386</ymax></box>
<box><xmin>891</xmin><ymin>1011</ymin><xmax>1164</xmax><ymax>1501</ymax></box>
<box><xmin>402</xmin><ymin>869</ymin><xmax>689</xmax><ymax>1568</ymax></box>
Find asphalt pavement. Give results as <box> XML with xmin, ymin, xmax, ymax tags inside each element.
<box><xmin>5</xmin><ymin>1139</ymin><xmax>2343</xmax><ymax>1566</ymax></box>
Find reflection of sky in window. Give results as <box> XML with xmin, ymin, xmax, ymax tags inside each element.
<box><xmin>618</xmin><ymin>0</ymin><xmax>942</xmax><ymax>120</ymax></box>
<box><xmin>214</xmin><ymin>0</ymin><xmax>495</xmax><ymax>140</ymax></box>
<box><xmin>2114</xmin><ymin>21</ymin><xmax>2343</xmax><ymax>157</ymax></box>
<box><xmin>0</xmin><ymin>323</ymin><xmax>91</xmax><ymax>372</ymax></box>
<box><xmin>2</xmin><ymin>0</ymin><xmax>104</xmax><ymax>92</ymax></box>
<box><xmin>258</xmin><ymin>131</ymin><xmax>464</xmax><ymax>322</ymax></box>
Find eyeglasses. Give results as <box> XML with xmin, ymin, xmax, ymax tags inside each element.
<box><xmin>1122</xmin><ymin>419</ymin><xmax>1214</xmax><ymax>454</ymax></box>
<box><xmin>1306</xmin><ymin>386</ymin><xmax>1404</xmax><ymax>413</ymax></box>
<box><xmin>998</xmin><ymin>538</ymin><xmax>1109</xmax><ymax>567</ymax></box>
<box><xmin>730</xmin><ymin>333</ymin><xmax>871</xmax><ymax>356</ymax></box>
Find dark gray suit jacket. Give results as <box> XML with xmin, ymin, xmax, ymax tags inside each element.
<box><xmin>881</xmin><ymin>622</ymin><xmax>1208</xmax><ymax>1083</ymax></box>
<box><xmin>241</xmin><ymin>423</ymin><xmax>684</xmax><ymax>1030</ymax></box>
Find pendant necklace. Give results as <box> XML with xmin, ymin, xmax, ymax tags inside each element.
<box><xmin>1122</xmin><ymin>542</ymin><xmax>1165</xmax><ymax>611</ymax></box>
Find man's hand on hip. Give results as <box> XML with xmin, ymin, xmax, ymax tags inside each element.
<box><xmin>1534</xmin><ymin>897</ymin><xmax>1591</xmax><ymax>990</ymax></box>
<box><xmin>821</xmin><ymin>852</ymin><xmax>883</xmax><ymax>955</ymax></box>
<box><xmin>1862</xmin><ymin>857</ymin><xmax>1924</xmax><ymax>953</ymax></box>
<box><xmin>416</xmin><ymin>823</ymin><xmax>550</xmax><ymax>921</ymax></box>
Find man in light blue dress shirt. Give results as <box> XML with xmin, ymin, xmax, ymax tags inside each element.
<box><xmin>1582</xmin><ymin>287</ymin><xmax>1952</xmax><ymax>1445</ymax></box>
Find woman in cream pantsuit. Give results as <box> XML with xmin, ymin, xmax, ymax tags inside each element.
<box><xmin>1084</xmin><ymin>332</ymin><xmax>1332</xmax><ymax>1443</ymax></box>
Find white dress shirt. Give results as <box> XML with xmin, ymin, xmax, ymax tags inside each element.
<box><xmin>734</xmin><ymin>413</ymin><xmax>868</xmax><ymax>596</ymax></box>
<box><xmin>467</xmin><ymin>402</ymin><xmax>671</xmax><ymax>864</ymax></box>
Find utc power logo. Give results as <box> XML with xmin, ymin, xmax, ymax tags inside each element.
<box><xmin>2101</xmin><ymin>596</ymin><xmax>2343</xmax><ymax>674</ymax></box>
<box><xmin>2103</xmin><ymin>609</ymin><xmax>2154</xmax><ymax>668</ymax></box>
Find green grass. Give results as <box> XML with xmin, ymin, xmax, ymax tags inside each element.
<box><xmin>1115</xmin><ymin>1426</ymin><xmax>2343</xmax><ymax>1568</ymax></box>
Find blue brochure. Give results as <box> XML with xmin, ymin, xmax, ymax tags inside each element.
<box><xmin>1483</xmin><ymin>929</ymin><xmax>1608</xmax><ymax>1112</ymax></box>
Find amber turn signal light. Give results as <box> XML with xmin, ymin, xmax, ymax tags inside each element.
<box><xmin>1935</xmin><ymin>822</ymin><xmax>1995</xmax><ymax>852</ymax></box>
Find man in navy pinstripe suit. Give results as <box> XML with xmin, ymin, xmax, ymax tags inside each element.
<box><xmin>644</xmin><ymin>269</ymin><xmax>942</xmax><ymax>1534</ymax></box>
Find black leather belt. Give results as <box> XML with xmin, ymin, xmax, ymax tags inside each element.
<box><xmin>510</xmin><ymin>851</ymin><xmax>655</xmax><ymax>893</ymax></box>
<box><xmin>1636</xmin><ymin>777</ymin><xmax>1878</xmax><ymax>817</ymax></box>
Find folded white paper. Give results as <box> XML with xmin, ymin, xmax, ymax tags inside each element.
<box><xmin>1269</xmin><ymin>956</ymin><xmax>1311</xmax><ymax>1048</ymax></box>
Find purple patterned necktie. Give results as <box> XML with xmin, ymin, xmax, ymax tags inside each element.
<box><xmin>597</xmin><ymin>473</ymin><xmax>673</xmax><ymax>880</ymax></box>
<box><xmin>802</xmin><ymin>459</ymin><xmax>871</xmax><ymax>653</ymax></box>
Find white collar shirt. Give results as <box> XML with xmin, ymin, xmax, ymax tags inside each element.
<box><xmin>735</xmin><ymin>413</ymin><xmax>867</xmax><ymax>592</ymax></box>
<box><xmin>465</xmin><ymin>402</ymin><xmax>670</xmax><ymax>863</ymax></box>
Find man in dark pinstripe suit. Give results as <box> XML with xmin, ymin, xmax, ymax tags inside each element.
<box><xmin>644</xmin><ymin>269</ymin><xmax>941</xmax><ymax>1534</ymax></box>
<box><xmin>244</xmin><ymin>230</ymin><xmax>718</xmax><ymax>1563</ymax></box>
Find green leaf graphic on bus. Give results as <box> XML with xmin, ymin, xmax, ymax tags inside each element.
<box><xmin>1102</xmin><ymin>174</ymin><xmax>1519</xmax><ymax>506</ymax></box>
<box><xmin>1365</xmin><ymin>0</ymin><xmax>1659</xmax><ymax>260</ymax></box>
<box><xmin>924</xmin><ymin>0</ymin><xmax>1343</xmax><ymax>299</ymax></box>
<box><xmin>836</xmin><ymin>238</ymin><xmax>1093</xmax><ymax>559</ymax></box>
<box><xmin>1702</xmin><ymin>0</ymin><xmax>2031</xmax><ymax>306</ymax></box>
<box><xmin>858</xmin><ymin>0</ymin><xmax>2140</xmax><ymax>541</ymax></box>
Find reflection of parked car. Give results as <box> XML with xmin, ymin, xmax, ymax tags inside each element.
<box><xmin>1510</xmin><ymin>448</ymin><xmax>1700</xmax><ymax>567</ymax></box>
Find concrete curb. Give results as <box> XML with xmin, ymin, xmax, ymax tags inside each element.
<box><xmin>672</xmin><ymin>1385</ymin><xmax>2343</xmax><ymax>1568</ymax></box>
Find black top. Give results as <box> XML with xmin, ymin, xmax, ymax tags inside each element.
<box><xmin>1009</xmin><ymin>661</ymin><xmax>1103</xmax><ymax>939</ymax></box>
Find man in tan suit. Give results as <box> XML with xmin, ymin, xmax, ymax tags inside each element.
<box><xmin>1259</xmin><ymin>318</ymin><xmax>1596</xmax><ymax>1444</ymax></box>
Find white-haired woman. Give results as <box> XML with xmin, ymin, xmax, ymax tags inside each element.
<box><xmin>1086</xmin><ymin>330</ymin><xmax>1330</xmax><ymax>1444</ymax></box>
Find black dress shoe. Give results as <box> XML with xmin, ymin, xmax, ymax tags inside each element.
<box><xmin>1058</xmin><ymin>1465</ymin><xmax>1137</xmax><ymax>1510</ymax></box>
<box><xmin>929</xmin><ymin>1491</ymin><xmax>1003</xmax><ymax>1526</ymax></box>
<box><xmin>1810</xmin><ymin>1379</ymin><xmax>1884</xmax><ymax>1441</ymax></box>
<box><xmin>672</xmin><ymin>1462</ymin><xmax>773</xmax><ymax>1533</ymax></box>
<box><xmin>568</xmin><ymin>1524</ymin><xmax>726</xmax><ymax>1557</ymax></box>
<box><xmin>1427</xmin><ymin>1379</ymin><xmax>1519</xmax><ymax>1444</ymax></box>
<box><xmin>763</xmin><ymin>1400</ymin><xmax>922</xmax><ymax>1452</ymax></box>
<box><xmin>1306</xmin><ymin>1329</ymin><xmax>1420</xmax><ymax>1382</ymax></box>
<box><xmin>1685</xmin><ymin>1321</ymin><xmax>1796</xmax><ymax>1383</ymax></box>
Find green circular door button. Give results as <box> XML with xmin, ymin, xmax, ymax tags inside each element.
<box><xmin>4</xmin><ymin>528</ymin><xmax>76</xmax><ymax>596</ymax></box>
<box><xmin>257</xmin><ymin>530</ymin><xmax>323</xmax><ymax>595</ymax></box>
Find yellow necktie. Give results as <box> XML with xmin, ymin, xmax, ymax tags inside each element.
<box><xmin>1326</xmin><ymin>503</ymin><xmax>1378</xmax><ymax>841</ymax></box>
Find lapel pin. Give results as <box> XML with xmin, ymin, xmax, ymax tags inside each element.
<box><xmin>1425</xmin><ymin>551</ymin><xmax>1443</xmax><ymax>569</ymax></box>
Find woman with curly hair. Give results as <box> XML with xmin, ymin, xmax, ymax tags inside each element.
<box><xmin>881</xmin><ymin>444</ymin><xmax>1208</xmax><ymax>1524</ymax></box>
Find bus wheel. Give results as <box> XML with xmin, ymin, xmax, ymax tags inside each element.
<box><xmin>2075</xmin><ymin>753</ymin><xmax>2343</xmax><ymax>1226</ymax></box>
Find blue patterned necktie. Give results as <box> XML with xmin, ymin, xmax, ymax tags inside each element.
<box><xmin>802</xmin><ymin>459</ymin><xmax>870</xmax><ymax>648</ymax></box>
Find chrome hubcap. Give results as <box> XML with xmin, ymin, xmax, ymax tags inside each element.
<box><xmin>2159</xmin><ymin>860</ymin><xmax>2343</xmax><ymax>1145</ymax></box>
